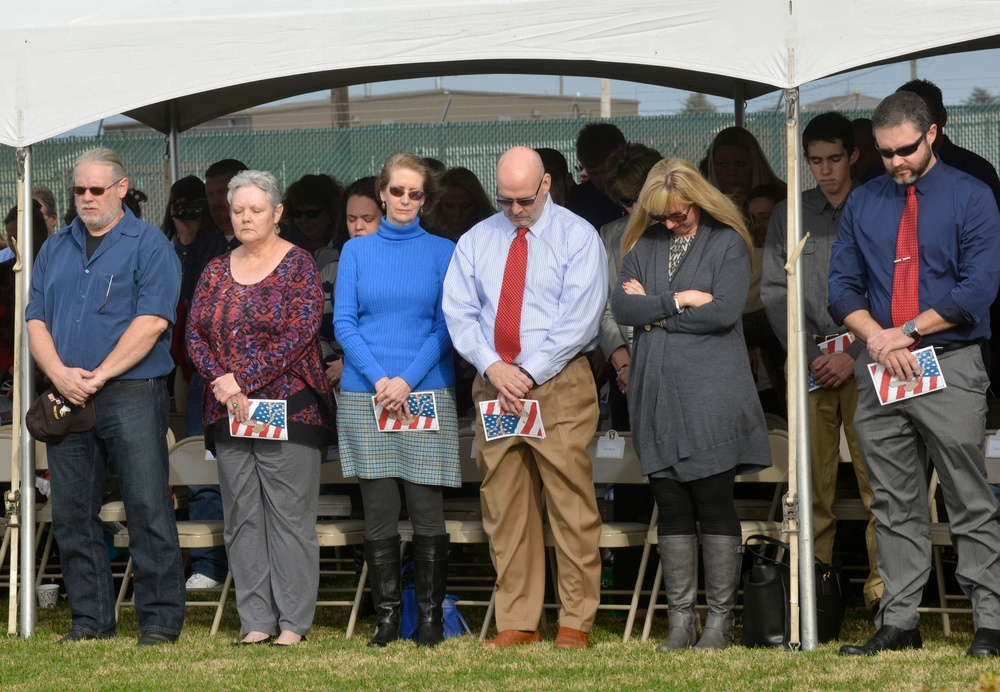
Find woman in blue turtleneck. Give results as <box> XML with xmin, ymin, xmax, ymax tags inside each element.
<box><xmin>333</xmin><ymin>152</ymin><xmax>459</xmax><ymax>649</ymax></box>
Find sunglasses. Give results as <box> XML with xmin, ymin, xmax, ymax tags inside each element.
<box><xmin>496</xmin><ymin>177</ymin><xmax>544</xmax><ymax>209</ymax></box>
<box><xmin>875</xmin><ymin>131</ymin><xmax>927</xmax><ymax>159</ymax></box>
<box><xmin>387</xmin><ymin>186</ymin><xmax>426</xmax><ymax>201</ymax></box>
<box><xmin>617</xmin><ymin>197</ymin><xmax>636</xmax><ymax>209</ymax></box>
<box><xmin>70</xmin><ymin>180</ymin><xmax>122</xmax><ymax>197</ymax></box>
<box><xmin>649</xmin><ymin>207</ymin><xmax>690</xmax><ymax>225</ymax></box>
<box><xmin>290</xmin><ymin>207</ymin><xmax>325</xmax><ymax>219</ymax></box>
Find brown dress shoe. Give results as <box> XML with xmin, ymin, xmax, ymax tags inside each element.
<box><xmin>553</xmin><ymin>627</ymin><xmax>589</xmax><ymax>649</ymax></box>
<box><xmin>481</xmin><ymin>629</ymin><xmax>541</xmax><ymax>647</ymax></box>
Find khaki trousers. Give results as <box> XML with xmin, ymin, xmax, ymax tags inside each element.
<box><xmin>473</xmin><ymin>356</ymin><xmax>602</xmax><ymax>632</ymax></box>
<box><xmin>810</xmin><ymin>378</ymin><xmax>883</xmax><ymax>606</ymax></box>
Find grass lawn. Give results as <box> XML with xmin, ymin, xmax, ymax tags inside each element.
<box><xmin>3</xmin><ymin>591</ymin><xmax>1000</xmax><ymax>691</ymax></box>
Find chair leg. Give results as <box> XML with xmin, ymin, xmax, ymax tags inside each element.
<box><xmin>35</xmin><ymin>530</ymin><xmax>55</xmax><ymax>587</ymax></box>
<box><xmin>209</xmin><ymin>571</ymin><xmax>233</xmax><ymax>637</ymax></box>
<box><xmin>479</xmin><ymin>586</ymin><xmax>497</xmax><ymax>642</ymax></box>
<box><xmin>623</xmin><ymin>541</ymin><xmax>653</xmax><ymax>643</ymax></box>
<box><xmin>933</xmin><ymin>545</ymin><xmax>951</xmax><ymax>637</ymax></box>
<box><xmin>345</xmin><ymin>560</ymin><xmax>368</xmax><ymax>640</ymax></box>
<box><xmin>641</xmin><ymin>558</ymin><xmax>664</xmax><ymax>642</ymax></box>
<box><xmin>114</xmin><ymin>557</ymin><xmax>133</xmax><ymax>622</ymax></box>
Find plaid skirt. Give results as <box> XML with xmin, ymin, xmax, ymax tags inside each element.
<box><xmin>337</xmin><ymin>387</ymin><xmax>461</xmax><ymax>488</ymax></box>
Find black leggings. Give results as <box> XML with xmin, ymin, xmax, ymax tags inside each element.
<box><xmin>358</xmin><ymin>477</ymin><xmax>445</xmax><ymax>540</ymax></box>
<box><xmin>649</xmin><ymin>468</ymin><xmax>740</xmax><ymax>537</ymax></box>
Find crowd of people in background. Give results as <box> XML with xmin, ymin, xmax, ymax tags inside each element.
<box><xmin>7</xmin><ymin>77</ymin><xmax>1000</xmax><ymax>658</ymax></box>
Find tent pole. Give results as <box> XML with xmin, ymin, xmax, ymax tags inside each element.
<box><xmin>783</xmin><ymin>87</ymin><xmax>817</xmax><ymax>650</ymax></box>
<box><xmin>17</xmin><ymin>146</ymin><xmax>37</xmax><ymax>637</ymax></box>
<box><xmin>168</xmin><ymin>100</ymin><xmax>180</xmax><ymax>184</ymax></box>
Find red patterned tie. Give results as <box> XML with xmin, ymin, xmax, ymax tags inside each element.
<box><xmin>891</xmin><ymin>185</ymin><xmax>919</xmax><ymax>327</ymax></box>
<box><xmin>494</xmin><ymin>227</ymin><xmax>529</xmax><ymax>363</ymax></box>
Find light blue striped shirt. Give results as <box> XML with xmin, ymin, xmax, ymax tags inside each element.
<box><xmin>443</xmin><ymin>195</ymin><xmax>608</xmax><ymax>385</ymax></box>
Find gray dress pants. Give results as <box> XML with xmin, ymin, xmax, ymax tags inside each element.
<box><xmin>853</xmin><ymin>345</ymin><xmax>1000</xmax><ymax>631</ymax></box>
<box><xmin>216</xmin><ymin>438</ymin><xmax>320</xmax><ymax>636</ymax></box>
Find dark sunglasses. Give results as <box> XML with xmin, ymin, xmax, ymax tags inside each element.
<box><xmin>387</xmin><ymin>186</ymin><xmax>425</xmax><ymax>201</ymax></box>
<box><xmin>70</xmin><ymin>181</ymin><xmax>121</xmax><ymax>197</ymax></box>
<box><xmin>290</xmin><ymin>207</ymin><xmax>325</xmax><ymax>219</ymax></box>
<box><xmin>649</xmin><ymin>208</ymin><xmax>690</xmax><ymax>225</ymax></box>
<box><xmin>617</xmin><ymin>197</ymin><xmax>636</xmax><ymax>209</ymax></box>
<box><xmin>495</xmin><ymin>177</ymin><xmax>544</xmax><ymax>209</ymax></box>
<box><xmin>875</xmin><ymin>131</ymin><xmax>927</xmax><ymax>159</ymax></box>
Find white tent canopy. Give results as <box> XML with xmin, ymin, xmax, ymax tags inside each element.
<box><xmin>3</xmin><ymin>1</ymin><xmax>1000</xmax><ymax>145</ymax></box>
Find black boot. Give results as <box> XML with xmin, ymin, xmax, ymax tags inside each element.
<box><xmin>412</xmin><ymin>534</ymin><xmax>450</xmax><ymax>647</ymax></box>
<box><xmin>364</xmin><ymin>536</ymin><xmax>401</xmax><ymax>648</ymax></box>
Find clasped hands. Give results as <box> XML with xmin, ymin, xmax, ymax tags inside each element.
<box><xmin>375</xmin><ymin>376</ymin><xmax>413</xmax><ymax>419</ymax></box>
<box><xmin>484</xmin><ymin>361</ymin><xmax>532</xmax><ymax>415</ymax></box>
<box><xmin>52</xmin><ymin>366</ymin><xmax>108</xmax><ymax>406</ymax></box>
<box><xmin>866</xmin><ymin>327</ymin><xmax>920</xmax><ymax>380</ymax></box>
<box><xmin>212</xmin><ymin>373</ymin><xmax>250</xmax><ymax>422</ymax></box>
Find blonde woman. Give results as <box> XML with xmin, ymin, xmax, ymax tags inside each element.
<box><xmin>610</xmin><ymin>158</ymin><xmax>770</xmax><ymax>652</ymax></box>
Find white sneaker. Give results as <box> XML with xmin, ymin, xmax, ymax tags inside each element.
<box><xmin>186</xmin><ymin>573</ymin><xmax>223</xmax><ymax>590</ymax></box>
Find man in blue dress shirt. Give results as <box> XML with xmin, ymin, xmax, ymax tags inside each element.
<box><xmin>829</xmin><ymin>92</ymin><xmax>1000</xmax><ymax>658</ymax></box>
<box><xmin>443</xmin><ymin>146</ymin><xmax>608</xmax><ymax>649</ymax></box>
<box><xmin>27</xmin><ymin>147</ymin><xmax>185</xmax><ymax>646</ymax></box>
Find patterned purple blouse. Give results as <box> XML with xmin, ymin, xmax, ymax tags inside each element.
<box><xmin>186</xmin><ymin>245</ymin><xmax>334</xmax><ymax>443</ymax></box>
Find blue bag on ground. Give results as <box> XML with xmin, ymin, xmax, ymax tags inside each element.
<box><xmin>399</xmin><ymin>562</ymin><xmax>472</xmax><ymax>640</ymax></box>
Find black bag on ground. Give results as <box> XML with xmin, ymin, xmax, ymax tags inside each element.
<box><xmin>740</xmin><ymin>534</ymin><xmax>846</xmax><ymax>647</ymax></box>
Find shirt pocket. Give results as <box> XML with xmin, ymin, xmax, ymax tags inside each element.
<box><xmin>94</xmin><ymin>271</ymin><xmax>132</xmax><ymax>314</ymax></box>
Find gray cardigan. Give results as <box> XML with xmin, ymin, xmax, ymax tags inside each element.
<box><xmin>609</xmin><ymin>217</ymin><xmax>771</xmax><ymax>480</ymax></box>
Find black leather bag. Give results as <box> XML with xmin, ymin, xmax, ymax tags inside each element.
<box><xmin>740</xmin><ymin>534</ymin><xmax>846</xmax><ymax>647</ymax></box>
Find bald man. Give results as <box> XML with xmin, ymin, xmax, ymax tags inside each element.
<box><xmin>443</xmin><ymin>146</ymin><xmax>608</xmax><ymax>649</ymax></box>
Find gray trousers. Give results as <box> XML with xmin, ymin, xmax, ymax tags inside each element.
<box><xmin>853</xmin><ymin>345</ymin><xmax>1000</xmax><ymax>630</ymax></box>
<box><xmin>216</xmin><ymin>438</ymin><xmax>320</xmax><ymax>636</ymax></box>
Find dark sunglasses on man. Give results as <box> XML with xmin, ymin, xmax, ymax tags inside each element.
<box><xmin>874</xmin><ymin>131</ymin><xmax>927</xmax><ymax>159</ymax></box>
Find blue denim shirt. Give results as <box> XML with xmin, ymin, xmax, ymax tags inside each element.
<box><xmin>26</xmin><ymin>206</ymin><xmax>181</xmax><ymax>379</ymax></box>
<box><xmin>829</xmin><ymin>160</ymin><xmax>1000</xmax><ymax>346</ymax></box>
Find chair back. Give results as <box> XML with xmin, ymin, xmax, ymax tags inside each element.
<box><xmin>589</xmin><ymin>432</ymin><xmax>645</xmax><ymax>485</ymax></box>
<box><xmin>0</xmin><ymin>425</ymin><xmax>11</xmax><ymax>483</ymax></box>
<box><xmin>458</xmin><ymin>433</ymin><xmax>481</xmax><ymax>483</ymax></box>
<box><xmin>167</xmin><ymin>436</ymin><xmax>219</xmax><ymax>486</ymax></box>
<box><xmin>737</xmin><ymin>429</ymin><xmax>789</xmax><ymax>484</ymax></box>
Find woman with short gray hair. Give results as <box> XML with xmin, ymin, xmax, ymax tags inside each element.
<box><xmin>187</xmin><ymin>170</ymin><xmax>334</xmax><ymax>646</ymax></box>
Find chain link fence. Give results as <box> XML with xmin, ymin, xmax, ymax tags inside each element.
<box><xmin>3</xmin><ymin>106</ymin><xmax>998</xmax><ymax>228</ymax></box>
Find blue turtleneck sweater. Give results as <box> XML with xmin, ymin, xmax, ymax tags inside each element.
<box><xmin>334</xmin><ymin>217</ymin><xmax>457</xmax><ymax>393</ymax></box>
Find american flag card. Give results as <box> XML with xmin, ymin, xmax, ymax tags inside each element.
<box><xmin>372</xmin><ymin>391</ymin><xmax>440</xmax><ymax>432</ymax></box>
<box><xmin>479</xmin><ymin>399</ymin><xmax>546</xmax><ymax>441</ymax></box>
<box><xmin>229</xmin><ymin>399</ymin><xmax>288</xmax><ymax>440</ymax></box>
<box><xmin>808</xmin><ymin>332</ymin><xmax>854</xmax><ymax>392</ymax></box>
<box><xmin>867</xmin><ymin>346</ymin><xmax>947</xmax><ymax>406</ymax></box>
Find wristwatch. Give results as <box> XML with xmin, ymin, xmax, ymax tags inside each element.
<box><xmin>901</xmin><ymin>319</ymin><xmax>921</xmax><ymax>341</ymax></box>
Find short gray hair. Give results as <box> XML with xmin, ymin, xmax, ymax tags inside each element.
<box><xmin>872</xmin><ymin>91</ymin><xmax>933</xmax><ymax>134</ymax></box>
<box><xmin>74</xmin><ymin>147</ymin><xmax>126</xmax><ymax>182</ymax></box>
<box><xmin>227</xmin><ymin>170</ymin><xmax>282</xmax><ymax>208</ymax></box>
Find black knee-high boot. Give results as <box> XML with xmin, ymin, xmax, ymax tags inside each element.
<box><xmin>364</xmin><ymin>536</ymin><xmax>401</xmax><ymax>648</ymax></box>
<box><xmin>412</xmin><ymin>534</ymin><xmax>450</xmax><ymax>647</ymax></box>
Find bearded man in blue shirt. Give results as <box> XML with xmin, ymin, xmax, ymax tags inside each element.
<box><xmin>829</xmin><ymin>92</ymin><xmax>1000</xmax><ymax>658</ymax></box>
<box><xmin>27</xmin><ymin>147</ymin><xmax>184</xmax><ymax>646</ymax></box>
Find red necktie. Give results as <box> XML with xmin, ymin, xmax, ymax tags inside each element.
<box><xmin>891</xmin><ymin>185</ymin><xmax>919</xmax><ymax>327</ymax></box>
<box><xmin>494</xmin><ymin>227</ymin><xmax>529</xmax><ymax>363</ymax></box>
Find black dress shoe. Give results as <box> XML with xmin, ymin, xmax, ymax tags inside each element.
<box><xmin>137</xmin><ymin>631</ymin><xmax>179</xmax><ymax>647</ymax></box>
<box><xmin>57</xmin><ymin>630</ymin><xmax>99</xmax><ymax>643</ymax></box>
<box><xmin>233</xmin><ymin>636</ymin><xmax>273</xmax><ymax>646</ymax></box>
<box><xmin>839</xmin><ymin>625</ymin><xmax>922</xmax><ymax>656</ymax></box>
<box><xmin>967</xmin><ymin>628</ymin><xmax>1000</xmax><ymax>657</ymax></box>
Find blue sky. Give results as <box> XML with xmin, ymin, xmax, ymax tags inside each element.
<box><xmin>69</xmin><ymin>47</ymin><xmax>1000</xmax><ymax>135</ymax></box>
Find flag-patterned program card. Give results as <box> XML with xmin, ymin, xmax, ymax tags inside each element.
<box><xmin>808</xmin><ymin>332</ymin><xmax>854</xmax><ymax>392</ymax></box>
<box><xmin>372</xmin><ymin>391</ymin><xmax>440</xmax><ymax>432</ymax></box>
<box><xmin>479</xmin><ymin>399</ymin><xmax>546</xmax><ymax>441</ymax></box>
<box><xmin>229</xmin><ymin>399</ymin><xmax>288</xmax><ymax>440</ymax></box>
<box><xmin>867</xmin><ymin>346</ymin><xmax>946</xmax><ymax>406</ymax></box>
